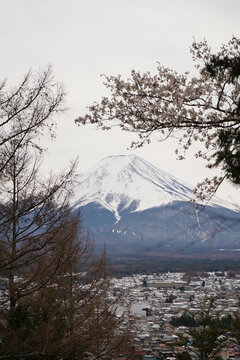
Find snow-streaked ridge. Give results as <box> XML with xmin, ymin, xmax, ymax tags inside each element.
<box><xmin>73</xmin><ymin>154</ymin><xmax>236</xmax><ymax>220</ymax></box>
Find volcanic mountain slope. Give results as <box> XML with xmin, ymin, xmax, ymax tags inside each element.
<box><xmin>73</xmin><ymin>155</ymin><xmax>240</xmax><ymax>257</ymax></box>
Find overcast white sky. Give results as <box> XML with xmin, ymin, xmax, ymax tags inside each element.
<box><xmin>0</xmin><ymin>0</ymin><xmax>239</xmax><ymax>205</ymax></box>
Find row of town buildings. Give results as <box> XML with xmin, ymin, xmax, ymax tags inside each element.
<box><xmin>111</xmin><ymin>271</ymin><xmax>240</xmax><ymax>360</ymax></box>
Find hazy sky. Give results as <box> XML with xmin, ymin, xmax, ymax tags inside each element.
<box><xmin>1</xmin><ymin>0</ymin><xmax>239</xmax><ymax>205</ymax></box>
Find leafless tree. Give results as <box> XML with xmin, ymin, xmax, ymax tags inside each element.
<box><xmin>0</xmin><ymin>68</ymin><xmax>131</xmax><ymax>359</ymax></box>
<box><xmin>0</xmin><ymin>66</ymin><xmax>65</xmax><ymax>174</ymax></box>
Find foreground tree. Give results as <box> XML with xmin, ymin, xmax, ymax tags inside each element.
<box><xmin>0</xmin><ymin>245</ymin><xmax>131</xmax><ymax>359</ymax></box>
<box><xmin>76</xmin><ymin>36</ymin><xmax>240</xmax><ymax>200</ymax></box>
<box><xmin>174</xmin><ymin>298</ymin><xmax>230</xmax><ymax>360</ymax></box>
<box><xmin>0</xmin><ymin>69</ymin><xmax>131</xmax><ymax>359</ymax></box>
<box><xmin>0</xmin><ymin>68</ymin><xmax>74</xmax><ymax>310</ymax></box>
<box><xmin>0</xmin><ymin>142</ymin><xmax>80</xmax><ymax>311</ymax></box>
<box><xmin>0</xmin><ymin>66</ymin><xmax>65</xmax><ymax>174</ymax></box>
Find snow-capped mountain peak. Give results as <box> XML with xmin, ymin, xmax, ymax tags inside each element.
<box><xmin>72</xmin><ymin>155</ymin><xmax>239</xmax><ymax>258</ymax></box>
<box><xmin>73</xmin><ymin>154</ymin><xmax>197</xmax><ymax>220</ymax></box>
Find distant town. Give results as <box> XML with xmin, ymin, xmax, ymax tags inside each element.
<box><xmin>109</xmin><ymin>271</ymin><xmax>240</xmax><ymax>360</ymax></box>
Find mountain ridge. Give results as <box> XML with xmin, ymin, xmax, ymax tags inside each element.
<box><xmin>72</xmin><ymin>154</ymin><xmax>240</xmax><ymax>258</ymax></box>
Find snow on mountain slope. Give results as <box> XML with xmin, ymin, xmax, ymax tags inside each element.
<box><xmin>73</xmin><ymin>154</ymin><xmax>236</xmax><ymax>220</ymax></box>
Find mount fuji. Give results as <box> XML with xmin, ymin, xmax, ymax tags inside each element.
<box><xmin>73</xmin><ymin>155</ymin><xmax>240</xmax><ymax>258</ymax></box>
